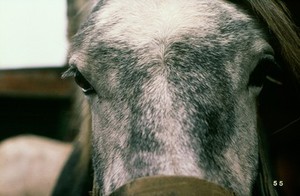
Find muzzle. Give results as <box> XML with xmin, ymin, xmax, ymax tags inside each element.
<box><xmin>107</xmin><ymin>176</ymin><xmax>235</xmax><ymax>196</ymax></box>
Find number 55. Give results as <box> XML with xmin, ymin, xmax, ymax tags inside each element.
<box><xmin>273</xmin><ymin>180</ymin><xmax>284</xmax><ymax>186</ymax></box>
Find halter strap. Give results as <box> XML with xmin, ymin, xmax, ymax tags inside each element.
<box><xmin>106</xmin><ymin>176</ymin><xmax>235</xmax><ymax>196</ymax></box>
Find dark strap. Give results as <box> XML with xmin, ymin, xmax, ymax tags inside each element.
<box><xmin>109</xmin><ymin>176</ymin><xmax>235</xmax><ymax>196</ymax></box>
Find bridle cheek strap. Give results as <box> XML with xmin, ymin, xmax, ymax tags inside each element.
<box><xmin>107</xmin><ymin>176</ymin><xmax>235</xmax><ymax>196</ymax></box>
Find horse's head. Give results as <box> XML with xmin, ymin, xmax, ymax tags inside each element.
<box><xmin>64</xmin><ymin>0</ymin><xmax>299</xmax><ymax>195</ymax></box>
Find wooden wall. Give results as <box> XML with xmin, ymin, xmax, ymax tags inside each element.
<box><xmin>0</xmin><ymin>67</ymin><xmax>77</xmax><ymax>141</ymax></box>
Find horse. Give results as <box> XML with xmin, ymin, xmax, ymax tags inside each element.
<box><xmin>0</xmin><ymin>135</ymin><xmax>72</xmax><ymax>196</ymax></box>
<box><xmin>53</xmin><ymin>0</ymin><xmax>300</xmax><ymax>195</ymax></box>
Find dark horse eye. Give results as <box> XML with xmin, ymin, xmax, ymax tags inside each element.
<box><xmin>248</xmin><ymin>58</ymin><xmax>279</xmax><ymax>87</ymax></box>
<box><xmin>75</xmin><ymin>70</ymin><xmax>95</xmax><ymax>95</ymax></box>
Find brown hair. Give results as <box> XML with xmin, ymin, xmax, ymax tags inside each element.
<box><xmin>248</xmin><ymin>0</ymin><xmax>300</xmax><ymax>81</ymax></box>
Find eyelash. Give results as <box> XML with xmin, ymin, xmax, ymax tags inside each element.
<box><xmin>62</xmin><ymin>66</ymin><xmax>77</xmax><ymax>78</ymax></box>
<box><xmin>248</xmin><ymin>57</ymin><xmax>281</xmax><ymax>88</ymax></box>
<box><xmin>62</xmin><ymin>66</ymin><xmax>95</xmax><ymax>95</ymax></box>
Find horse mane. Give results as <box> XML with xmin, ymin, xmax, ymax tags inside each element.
<box><xmin>248</xmin><ymin>0</ymin><xmax>300</xmax><ymax>81</ymax></box>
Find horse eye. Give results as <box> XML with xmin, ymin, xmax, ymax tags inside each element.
<box><xmin>248</xmin><ymin>58</ymin><xmax>275</xmax><ymax>87</ymax></box>
<box><xmin>75</xmin><ymin>70</ymin><xmax>95</xmax><ymax>95</ymax></box>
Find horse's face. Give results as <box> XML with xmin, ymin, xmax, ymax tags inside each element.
<box><xmin>67</xmin><ymin>0</ymin><xmax>275</xmax><ymax>195</ymax></box>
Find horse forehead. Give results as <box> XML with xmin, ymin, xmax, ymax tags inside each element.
<box><xmin>70</xmin><ymin>0</ymin><xmax>256</xmax><ymax>69</ymax></box>
<box><xmin>93</xmin><ymin>0</ymin><xmax>250</xmax><ymax>42</ymax></box>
